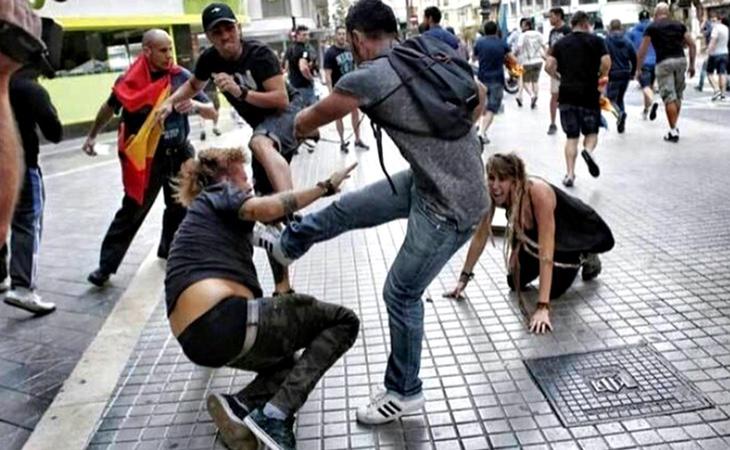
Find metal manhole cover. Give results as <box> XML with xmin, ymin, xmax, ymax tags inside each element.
<box><xmin>524</xmin><ymin>343</ymin><xmax>714</xmax><ymax>427</ymax></box>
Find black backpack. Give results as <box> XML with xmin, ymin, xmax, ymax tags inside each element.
<box><xmin>363</xmin><ymin>35</ymin><xmax>480</xmax><ymax>194</ymax></box>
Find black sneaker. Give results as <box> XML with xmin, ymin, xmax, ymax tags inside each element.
<box><xmin>562</xmin><ymin>174</ymin><xmax>574</xmax><ymax>188</ymax></box>
<box><xmin>200</xmin><ymin>131</ymin><xmax>206</xmax><ymax>141</ymax></box>
<box><xmin>581</xmin><ymin>150</ymin><xmax>600</xmax><ymax>178</ymax></box>
<box><xmin>530</xmin><ymin>97</ymin><xmax>538</xmax><ymax>109</ymax></box>
<box><xmin>516</xmin><ymin>97</ymin><xmax>523</xmax><ymax>107</ymax></box>
<box><xmin>213</xmin><ymin>127</ymin><xmax>222</xmax><ymax>136</ymax></box>
<box><xmin>649</xmin><ymin>102</ymin><xmax>659</xmax><ymax>121</ymax></box>
<box><xmin>617</xmin><ymin>112</ymin><xmax>627</xmax><ymax>134</ymax></box>
<box><xmin>547</xmin><ymin>123</ymin><xmax>557</xmax><ymax>135</ymax></box>
<box><xmin>663</xmin><ymin>131</ymin><xmax>679</xmax><ymax>143</ymax></box>
<box><xmin>244</xmin><ymin>409</ymin><xmax>296</xmax><ymax>450</ymax></box>
<box><xmin>581</xmin><ymin>254</ymin><xmax>602</xmax><ymax>281</ymax></box>
<box><xmin>354</xmin><ymin>140</ymin><xmax>370</xmax><ymax>150</ymax></box>
<box><xmin>340</xmin><ymin>141</ymin><xmax>349</xmax><ymax>153</ymax></box>
<box><xmin>207</xmin><ymin>393</ymin><xmax>257</xmax><ymax>450</ymax></box>
<box><xmin>87</xmin><ymin>268</ymin><xmax>110</xmax><ymax>287</ymax></box>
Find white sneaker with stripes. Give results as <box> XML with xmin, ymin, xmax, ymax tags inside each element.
<box><xmin>356</xmin><ymin>389</ymin><xmax>425</xmax><ymax>425</ymax></box>
<box><xmin>251</xmin><ymin>223</ymin><xmax>294</xmax><ymax>266</ymax></box>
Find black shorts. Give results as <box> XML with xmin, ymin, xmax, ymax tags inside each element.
<box><xmin>559</xmin><ymin>104</ymin><xmax>600</xmax><ymax>139</ymax></box>
<box><xmin>707</xmin><ymin>54</ymin><xmax>729</xmax><ymax>75</ymax></box>
<box><xmin>639</xmin><ymin>65</ymin><xmax>655</xmax><ymax>89</ymax></box>
<box><xmin>251</xmin><ymin>93</ymin><xmax>306</xmax><ymax>158</ymax></box>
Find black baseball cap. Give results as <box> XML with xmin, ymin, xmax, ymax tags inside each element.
<box><xmin>639</xmin><ymin>10</ymin><xmax>650</xmax><ymax>21</ymax></box>
<box><xmin>202</xmin><ymin>3</ymin><xmax>238</xmax><ymax>31</ymax></box>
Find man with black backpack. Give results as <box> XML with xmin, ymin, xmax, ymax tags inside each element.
<box><xmin>254</xmin><ymin>0</ymin><xmax>488</xmax><ymax>425</ymax></box>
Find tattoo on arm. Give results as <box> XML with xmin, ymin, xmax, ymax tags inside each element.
<box><xmin>279</xmin><ymin>192</ymin><xmax>298</xmax><ymax>216</ymax></box>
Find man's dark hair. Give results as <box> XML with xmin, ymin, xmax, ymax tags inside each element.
<box><xmin>609</xmin><ymin>19</ymin><xmax>622</xmax><ymax>31</ymax></box>
<box><xmin>549</xmin><ymin>7</ymin><xmax>565</xmax><ymax>20</ymax></box>
<box><xmin>638</xmin><ymin>10</ymin><xmax>650</xmax><ymax>21</ymax></box>
<box><xmin>424</xmin><ymin>6</ymin><xmax>442</xmax><ymax>23</ymax></box>
<box><xmin>570</xmin><ymin>11</ymin><xmax>590</xmax><ymax>28</ymax></box>
<box><xmin>520</xmin><ymin>17</ymin><xmax>533</xmax><ymax>30</ymax></box>
<box><xmin>593</xmin><ymin>17</ymin><xmax>604</xmax><ymax>29</ymax></box>
<box><xmin>295</xmin><ymin>25</ymin><xmax>309</xmax><ymax>33</ymax></box>
<box><xmin>483</xmin><ymin>21</ymin><xmax>498</xmax><ymax>36</ymax></box>
<box><xmin>345</xmin><ymin>0</ymin><xmax>398</xmax><ymax>37</ymax></box>
<box><xmin>335</xmin><ymin>25</ymin><xmax>346</xmax><ymax>32</ymax></box>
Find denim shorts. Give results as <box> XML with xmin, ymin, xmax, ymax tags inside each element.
<box><xmin>639</xmin><ymin>65</ymin><xmax>656</xmax><ymax>88</ymax></box>
<box><xmin>707</xmin><ymin>54</ymin><xmax>729</xmax><ymax>75</ymax></box>
<box><xmin>485</xmin><ymin>82</ymin><xmax>504</xmax><ymax>114</ymax></box>
<box><xmin>559</xmin><ymin>104</ymin><xmax>600</xmax><ymax>138</ymax></box>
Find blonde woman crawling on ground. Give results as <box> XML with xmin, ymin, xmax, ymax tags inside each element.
<box><xmin>445</xmin><ymin>152</ymin><xmax>614</xmax><ymax>334</ymax></box>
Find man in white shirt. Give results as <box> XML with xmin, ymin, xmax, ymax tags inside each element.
<box><xmin>516</xmin><ymin>18</ymin><xmax>545</xmax><ymax>109</ymax></box>
<box><xmin>707</xmin><ymin>13</ymin><xmax>729</xmax><ymax>101</ymax></box>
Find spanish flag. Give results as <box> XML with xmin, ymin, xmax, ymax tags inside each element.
<box><xmin>112</xmin><ymin>56</ymin><xmax>181</xmax><ymax>205</ymax></box>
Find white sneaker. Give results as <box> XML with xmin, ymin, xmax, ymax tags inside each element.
<box><xmin>356</xmin><ymin>389</ymin><xmax>425</xmax><ymax>425</ymax></box>
<box><xmin>4</xmin><ymin>287</ymin><xmax>55</xmax><ymax>314</ymax></box>
<box><xmin>251</xmin><ymin>223</ymin><xmax>294</xmax><ymax>266</ymax></box>
<box><xmin>0</xmin><ymin>279</ymin><xmax>9</xmax><ymax>293</ymax></box>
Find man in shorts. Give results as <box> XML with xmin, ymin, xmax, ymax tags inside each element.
<box><xmin>159</xmin><ymin>3</ymin><xmax>309</xmax><ymax>294</ymax></box>
<box><xmin>473</xmin><ymin>21</ymin><xmax>515</xmax><ymax>145</ymax></box>
<box><xmin>636</xmin><ymin>2</ymin><xmax>696</xmax><ymax>142</ymax></box>
<box><xmin>707</xmin><ymin>13</ymin><xmax>728</xmax><ymax>101</ymax></box>
<box><xmin>546</xmin><ymin>11</ymin><xmax>610</xmax><ymax>187</ymax></box>
<box><xmin>546</xmin><ymin>7</ymin><xmax>572</xmax><ymax>135</ymax></box>
<box><xmin>629</xmin><ymin>10</ymin><xmax>659</xmax><ymax>120</ymax></box>
<box><xmin>516</xmin><ymin>18</ymin><xmax>544</xmax><ymax>109</ymax></box>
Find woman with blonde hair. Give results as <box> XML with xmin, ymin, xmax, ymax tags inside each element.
<box><xmin>445</xmin><ymin>152</ymin><xmax>614</xmax><ymax>333</ymax></box>
<box><xmin>166</xmin><ymin>147</ymin><xmax>359</xmax><ymax>450</ymax></box>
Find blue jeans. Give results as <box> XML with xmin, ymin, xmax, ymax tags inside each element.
<box><xmin>0</xmin><ymin>167</ymin><xmax>44</xmax><ymax>289</ymax></box>
<box><xmin>296</xmin><ymin>86</ymin><xmax>317</xmax><ymax>107</ymax></box>
<box><xmin>280</xmin><ymin>170</ymin><xmax>475</xmax><ymax>396</ymax></box>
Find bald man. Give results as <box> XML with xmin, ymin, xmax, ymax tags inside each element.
<box><xmin>82</xmin><ymin>29</ymin><xmax>218</xmax><ymax>286</ymax></box>
<box><xmin>636</xmin><ymin>2</ymin><xmax>696</xmax><ymax>142</ymax></box>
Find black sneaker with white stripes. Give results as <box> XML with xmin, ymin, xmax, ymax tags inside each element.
<box><xmin>356</xmin><ymin>389</ymin><xmax>425</xmax><ymax>425</ymax></box>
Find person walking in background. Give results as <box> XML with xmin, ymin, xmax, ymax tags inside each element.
<box><xmin>473</xmin><ymin>21</ymin><xmax>516</xmax><ymax>145</ymax></box>
<box><xmin>695</xmin><ymin>16</ymin><xmax>715</xmax><ymax>93</ymax></box>
<box><xmin>83</xmin><ymin>29</ymin><xmax>216</xmax><ymax>287</ymax></box>
<box><xmin>546</xmin><ymin>7</ymin><xmax>572</xmax><ymax>135</ymax></box>
<box><xmin>546</xmin><ymin>11</ymin><xmax>610</xmax><ymax>187</ymax></box>
<box><xmin>284</xmin><ymin>25</ymin><xmax>318</xmax><ymax>106</ymax></box>
<box><xmin>636</xmin><ymin>2</ymin><xmax>696</xmax><ymax>143</ymax></box>
<box><xmin>1</xmin><ymin>68</ymin><xmax>62</xmax><ymax>314</ymax></box>
<box><xmin>516</xmin><ymin>18</ymin><xmax>545</xmax><ymax>109</ymax></box>
<box><xmin>605</xmin><ymin>19</ymin><xmax>637</xmax><ymax>133</ymax></box>
<box><xmin>421</xmin><ymin>6</ymin><xmax>459</xmax><ymax>49</ymax></box>
<box><xmin>706</xmin><ymin>13</ymin><xmax>728</xmax><ymax>101</ymax></box>
<box><xmin>628</xmin><ymin>10</ymin><xmax>659</xmax><ymax>120</ymax></box>
<box><xmin>323</xmin><ymin>25</ymin><xmax>368</xmax><ymax>153</ymax></box>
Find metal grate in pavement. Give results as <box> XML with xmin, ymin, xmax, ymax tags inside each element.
<box><xmin>524</xmin><ymin>342</ymin><xmax>715</xmax><ymax>427</ymax></box>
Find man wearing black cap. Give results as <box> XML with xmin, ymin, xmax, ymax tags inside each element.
<box><xmin>159</xmin><ymin>3</ymin><xmax>305</xmax><ymax>299</ymax></box>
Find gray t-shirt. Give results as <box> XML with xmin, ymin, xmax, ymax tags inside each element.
<box><xmin>335</xmin><ymin>56</ymin><xmax>489</xmax><ymax>229</ymax></box>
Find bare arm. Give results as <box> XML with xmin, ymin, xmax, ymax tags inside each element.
<box><xmin>240</xmin><ymin>163</ymin><xmax>357</xmax><ymax>223</ymax></box>
<box><xmin>0</xmin><ymin>70</ymin><xmax>21</xmax><ymax>243</ymax></box>
<box><xmin>599</xmin><ymin>54</ymin><xmax>611</xmax><ymax>79</ymax></box>
<box><xmin>246</xmin><ymin>74</ymin><xmax>289</xmax><ymax>110</ymax></box>
<box><xmin>298</xmin><ymin>58</ymin><xmax>314</xmax><ymax>81</ymax></box>
<box><xmin>81</xmin><ymin>101</ymin><xmax>115</xmax><ymax>156</ymax></box>
<box><xmin>529</xmin><ymin>182</ymin><xmax>557</xmax><ymax>334</ymax></box>
<box><xmin>545</xmin><ymin>55</ymin><xmax>559</xmax><ymax>78</ymax></box>
<box><xmin>324</xmin><ymin>68</ymin><xmax>334</xmax><ymax>91</ymax></box>
<box><xmin>191</xmin><ymin>100</ymin><xmax>218</xmax><ymax>121</ymax></box>
<box><xmin>472</xmin><ymin>80</ymin><xmax>487</xmax><ymax>123</ymax></box>
<box><xmin>443</xmin><ymin>209</ymin><xmax>493</xmax><ymax>299</ymax></box>
<box><xmin>684</xmin><ymin>32</ymin><xmax>697</xmax><ymax>77</ymax></box>
<box><xmin>156</xmin><ymin>77</ymin><xmax>206</xmax><ymax>123</ymax></box>
<box><xmin>295</xmin><ymin>90</ymin><xmax>359</xmax><ymax>138</ymax></box>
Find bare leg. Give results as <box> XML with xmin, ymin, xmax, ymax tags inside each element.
<box><xmin>564</xmin><ymin>137</ymin><xmax>579</xmax><ymax>178</ymax></box>
<box><xmin>351</xmin><ymin>109</ymin><xmax>362</xmax><ymax>143</ymax></box>
<box><xmin>583</xmin><ymin>133</ymin><xmax>598</xmax><ymax>152</ymax></box>
<box><xmin>550</xmin><ymin>93</ymin><xmax>559</xmax><ymax>125</ymax></box>
<box><xmin>480</xmin><ymin>111</ymin><xmax>495</xmax><ymax>137</ymax></box>
<box><xmin>335</xmin><ymin>117</ymin><xmax>345</xmax><ymax>144</ymax></box>
<box><xmin>665</xmin><ymin>100</ymin><xmax>679</xmax><ymax>128</ymax></box>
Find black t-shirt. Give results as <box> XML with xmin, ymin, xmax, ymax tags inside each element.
<box><xmin>323</xmin><ymin>45</ymin><xmax>355</xmax><ymax>86</ymax></box>
<box><xmin>549</xmin><ymin>24</ymin><xmax>572</xmax><ymax>48</ymax></box>
<box><xmin>644</xmin><ymin>19</ymin><xmax>687</xmax><ymax>64</ymax></box>
<box><xmin>107</xmin><ymin>68</ymin><xmax>206</xmax><ymax>149</ymax></box>
<box><xmin>194</xmin><ymin>40</ymin><xmax>296</xmax><ymax>128</ymax></box>
<box><xmin>165</xmin><ymin>183</ymin><xmax>263</xmax><ymax>316</ymax></box>
<box><xmin>10</xmin><ymin>76</ymin><xmax>62</xmax><ymax>168</ymax></box>
<box><xmin>552</xmin><ymin>31</ymin><xmax>608</xmax><ymax>109</ymax></box>
<box><xmin>285</xmin><ymin>41</ymin><xmax>316</xmax><ymax>89</ymax></box>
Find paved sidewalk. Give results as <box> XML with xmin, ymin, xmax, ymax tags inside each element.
<box><xmin>29</xmin><ymin>88</ymin><xmax>730</xmax><ymax>449</ymax></box>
